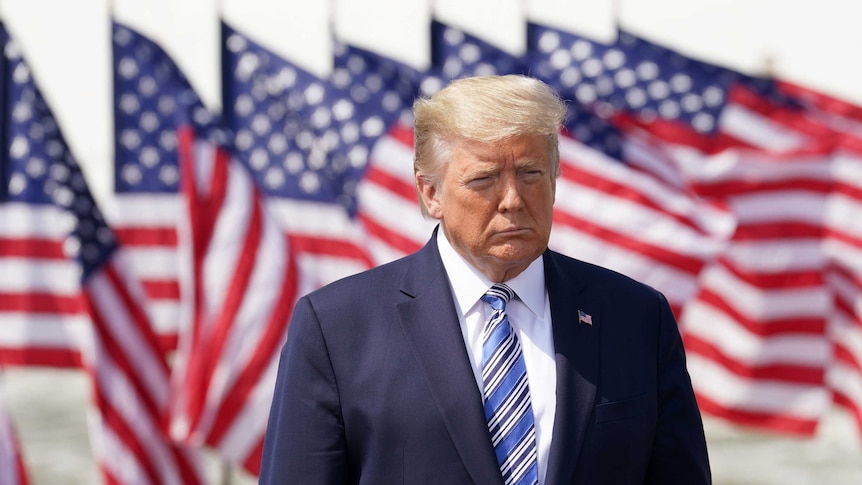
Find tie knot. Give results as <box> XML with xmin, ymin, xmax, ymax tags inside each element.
<box><xmin>482</xmin><ymin>283</ymin><xmax>514</xmax><ymax>309</ymax></box>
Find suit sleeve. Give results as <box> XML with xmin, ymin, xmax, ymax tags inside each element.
<box><xmin>259</xmin><ymin>295</ymin><xmax>350</xmax><ymax>484</ymax></box>
<box><xmin>646</xmin><ymin>292</ymin><xmax>712</xmax><ymax>484</ymax></box>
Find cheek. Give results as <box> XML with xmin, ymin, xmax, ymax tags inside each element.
<box><xmin>525</xmin><ymin>185</ymin><xmax>554</xmax><ymax>210</ymax></box>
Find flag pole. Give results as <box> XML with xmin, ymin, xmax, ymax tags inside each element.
<box><xmin>762</xmin><ymin>54</ymin><xmax>776</xmax><ymax>78</ymax></box>
<box><xmin>611</xmin><ymin>0</ymin><xmax>622</xmax><ymax>33</ymax></box>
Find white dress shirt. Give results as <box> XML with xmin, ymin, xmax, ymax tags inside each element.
<box><xmin>436</xmin><ymin>231</ymin><xmax>557</xmax><ymax>485</ymax></box>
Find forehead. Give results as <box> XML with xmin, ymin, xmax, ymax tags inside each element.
<box><xmin>449</xmin><ymin>134</ymin><xmax>549</xmax><ymax>164</ymax></box>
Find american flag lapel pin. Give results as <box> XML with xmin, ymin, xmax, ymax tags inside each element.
<box><xmin>578</xmin><ymin>310</ymin><xmax>593</xmax><ymax>326</ymax></box>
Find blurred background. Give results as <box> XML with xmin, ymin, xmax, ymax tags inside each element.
<box><xmin>1</xmin><ymin>0</ymin><xmax>861</xmax><ymax>484</ymax></box>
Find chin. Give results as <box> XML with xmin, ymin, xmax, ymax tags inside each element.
<box><xmin>490</xmin><ymin>245</ymin><xmax>543</xmax><ymax>264</ymax></box>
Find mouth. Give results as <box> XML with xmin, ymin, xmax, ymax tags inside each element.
<box><xmin>497</xmin><ymin>226</ymin><xmax>531</xmax><ymax>235</ymax></box>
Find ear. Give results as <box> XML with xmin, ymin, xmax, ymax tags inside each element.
<box><xmin>416</xmin><ymin>174</ymin><xmax>443</xmax><ymax>219</ymax></box>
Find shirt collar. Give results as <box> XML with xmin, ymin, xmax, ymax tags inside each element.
<box><xmin>436</xmin><ymin>228</ymin><xmax>546</xmax><ymax>317</ymax></box>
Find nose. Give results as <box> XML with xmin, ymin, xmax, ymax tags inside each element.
<box><xmin>498</xmin><ymin>174</ymin><xmax>524</xmax><ymax>212</ymax></box>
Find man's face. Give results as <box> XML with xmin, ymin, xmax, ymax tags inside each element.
<box><xmin>417</xmin><ymin>134</ymin><xmax>556</xmax><ymax>282</ymax></box>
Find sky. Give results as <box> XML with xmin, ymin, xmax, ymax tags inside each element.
<box><xmin>1</xmin><ymin>0</ymin><xmax>861</xmax><ymax>205</ymax></box>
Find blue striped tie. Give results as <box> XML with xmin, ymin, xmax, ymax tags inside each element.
<box><xmin>481</xmin><ymin>284</ymin><xmax>539</xmax><ymax>485</ymax></box>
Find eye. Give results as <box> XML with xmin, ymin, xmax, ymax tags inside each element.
<box><xmin>466</xmin><ymin>168</ymin><xmax>496</xmax><ymax>183</ymax></box>
<box><xmin>467</xmin><ymin>175</ymin><xmax>494</xmax><ymax>188</ymax></box>
<box><xmin>520</xmin><ymin>169</ymin><xmax>545</xmax><ymax>182</ymax></box>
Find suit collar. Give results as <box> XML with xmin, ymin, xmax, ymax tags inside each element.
<box><xmin>435</xmin><ymin>228</ymin><xmax>546</xmax><ymax>319</ymax></box>
<box><xmin>543</xmin><ymin>250</ymin><xmax>601</xmax><ymax>483</ymax></box>
<box><xmin>398</xmin><ymin>239</ymin><xmax>602</xmax><ymax>484</ymax></box>
<box><xmin>397</xmin><ymin>232</ymin><xmax>505</xmax><ymax>485</ymax></box>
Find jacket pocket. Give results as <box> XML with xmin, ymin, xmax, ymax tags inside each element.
<box><xmin>594</xmin><ymin>393</ymin><xmax>648</xmax><ymax>423</ymax></box>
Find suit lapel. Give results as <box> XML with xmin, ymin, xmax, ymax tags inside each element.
<box><xmin>543</xmin><ymin>251</ymin><xmax>601</xmax><ymax>483</ymax></box>
<box><xmin>396</xmin><ymin>236</ymin><xmax>504</xmax><ymax>485</ymax></box>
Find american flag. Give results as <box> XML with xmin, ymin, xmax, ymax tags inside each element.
<box><xmin>168</xmin><ymin>135</ymin><xmax>305</xmax><ymax>474</ymax></box>
<box><xmin>824</xmin><ymin>142</ymin><xmax>862</xmax><ymax>441</ymax></box>
<box><xmin>528</xmin><ymin>24</ymin><xmax>737</xmax><ymax>135</ymax></box>
<box><xmin>111</xmin><ymin>21</ymin><xmax>214</xmax><ymax>354</ymax></box>
<box><xmin>0</xmin><ymin>383</ymin><xmax>28</xmax><ymax>485</ymax></box>
<box><xmin>0</xmin><ymin>23</ymin><xmax>205</xmax><ymax>484</ymax></box>
<box><xmin>221</xmin><ymin>21</ymin><xmax>422</xmax><ymax>286</ymax></box>
<box><xmin>780</xmin><ymin>82</ymin><xmax>862</xmax><ymax>440</ymax></box>
<box><xmin>110</xmin><ymin>22</ymin><xmax>312</xmax><ymax>475</ymax></box>
<box><xmin>610</xmin><ymin>31</ymin><xmax>835</xmax><ymax>157</ymax></box>
<box><xmin>676</xmin><ymin>145</ymin><xmax>834</xmax><ymax>434</ymax></box>
<box><xmin>527</xmin><ymin>21</ymin><xmax>862</xmax><ymax>438</ymax></box>
<box><xmin>0</xmin><ymin>25</ymin><xmax>88</xmax><ymax>368</ymax></box>
<box><xmin>614</xmin><ymin>36</ymin><xmax>842</xmax><ymax>437</ymax></box>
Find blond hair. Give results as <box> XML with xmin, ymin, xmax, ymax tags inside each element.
<box><xmin>413</xmin><ymin>75</ymin><xmax>567</xmax><ymax>215</ymax></box>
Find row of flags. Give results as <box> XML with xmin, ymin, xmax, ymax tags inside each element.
<box><xmin>0</xmin><ymin>21</ymin><xmax>207</xmax><ymax>483</ymax></box>
<box><xmin>0</xmin><ymin>11</ymin><xmax>859</xmax><ymax>485</ymax></box>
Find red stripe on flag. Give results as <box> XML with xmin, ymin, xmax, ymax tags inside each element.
<box><xmin>141</xmin><ymin>280</ymin><xmax>181</xmax><ymax>300</ymax></box>
<box><xmin>0</xmin><ymin>238</ymin><xmax>65</xmax><ymax>258</ymax></box>
<box><xmin>357</xmin><ymin>213</ymin><xmax>424</xmax><ymax>257</ymax></box>
<box><xmin>157</xmin><ymin>335</ymin><xmax>178</xmax><ymax>357</ymax></box>
<box><xmin>113</xmin><ymin>227</ymin><xmax>178</xmax><ymax>247</ymax></box>
<box><xmin>552</xmin><ymin>209</ymin><xmax>705</xmax><ymax>275</ymax></box>
<box><xmin>684</xmin><ymin>334</ymin><xmax>825</xmax><ymax>385</ymax></box>
<box><xmin>732</xmin><ymin>222</ymin><xmax>823</xmax><ymax>240</ymax></box>
<box><xmin>362</xmin><ymin>164</ymin><xmax>418</xmax><ymax>203</ymax></box>
<box><xmin>834</xmin><ymin>179</ymin><xmax>862</xmax><ymax>200</ymax></box>
<box><xmin>0</xmin><ymin>348</ymin><xmax>82</xmax><ymax>368</ymax></box>
<box><xmin>289</xmin><ymin>234</ymin><xmax>376</xmax><ymax>267</ymax></box>
<box><xmin>695</xmin><ymin>289</ymin><xmax>826</xmax><ymax>336</ymax></box>
<box><xmin>826</xmin><ymin>227</ymin><xmax>862</xmax><ymax>250</ymax></box>
<box><xmin>719</xmin><ymin>259</ymin><xmax>824</xmax><ymax>289</ymax></box>
<box><xmin>0</xmin><ymin>292</ymin><xmax>86</xmax><ymax>314</ymax></box>
<box><xmin>693</xmin><ymin>179</ymin><xmax>833</xmax><ymax>199</ymax></box>
<box><xmin>834</xmin><ymin>343</ymin><xmax>862</xmax><ymax>374</ymax></box>
<box><xmin>695</xmin><ymin>393</ymin><xmax>819</xmax><ymax>436</ymax></box>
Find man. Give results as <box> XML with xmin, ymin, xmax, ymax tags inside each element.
<box><xmin>260</xmin><ymin>75</ymin><xmax>711</xmax><ymax>484</ymax></box>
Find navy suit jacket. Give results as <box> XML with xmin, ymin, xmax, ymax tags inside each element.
<box><xmin>260</xmin><ymin>234</ymin><xmax>711</xmax><ymax>484</ymax></box>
